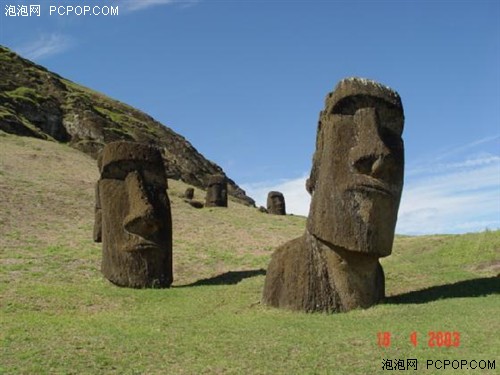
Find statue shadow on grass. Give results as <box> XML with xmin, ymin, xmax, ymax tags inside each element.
<box><xmin>385</xmin><ymin>276</ymin><xmax>499</xmax><ymax>304</ymax></box>
<box><xmin>175</xmin><ymin>268</ymin><xmax>267</xmax><ymax>288</ymax></box>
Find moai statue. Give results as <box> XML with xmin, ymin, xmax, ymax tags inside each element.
<box><xmin>205</xmin><ymin>174</ymin><xmax>228</xmax><ymax>207</ymax></box>
<box><xmin>267</xmin><ymin>191</ymin><xmax>286</xmax><ymax>215</ymax></box>
<box><xmin>184</xmin><ymin>187</ymin><xmax>195</xmax><ymax>200</ymax></box>
<box><xmin>262</xmin><ymin>77</ymin><xmax>405</xmax><ymax>312</ymax></box>
<box><xmin>93</xmin><ymin>141</ymin><xmax>173</xmax><ymax>288</ymax></box>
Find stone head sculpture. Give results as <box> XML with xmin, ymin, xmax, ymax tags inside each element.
<box><xmin>262</xmin><ymin>77</ymin><xmax>404</xmax><ymax>313</ymax></box>
<box><xmin>205</xmin><ymin>174</ymin><xmax>228</xmax><ymax>207</ymax></box>
<box><xmin>267</xmin><ymin>191</ymin><xmax>286</xmax><ymax>215</ymax></box>
<box><xmin>307</xmin><ymin>77</ymin><xmax>404</xmax><ymax>257</ymax></box>
<box><xmin>94</xmin><ymin>141</ymin><xmax>173</xmax><ymax>288</ymax></box>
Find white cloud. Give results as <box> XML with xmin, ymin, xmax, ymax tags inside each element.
<box><xmin>121</xmin><ymin>0</ymin><xmax>199</xmax><ymax>12</ymax></box>
<box><xmin>445</xmin><ymin>154</ymin><xmax>500</xmax><ymax>169</ymax></box>
<box><xmin>399</xmin><ymin>137</ymin><xmax>500</xmax><ymax>235</ymax></box>
<box><xmin>407</xmin><ymin>153</ymin><xmax>500</xmax><ymax>177</ymax></box>
<box><xmin>16</xmin><ymin>34</ymin><xmax>72</xmax><ymax>60</ymax></box>
<box><xmin>396</xmin><ymin>161</ymin><xmax>500</xmax><ymax>235</ymax></box>
<box><xmin>434</xmin><ymin>134</ymin><xmax>500</xmax><ymax>162</ymax></box>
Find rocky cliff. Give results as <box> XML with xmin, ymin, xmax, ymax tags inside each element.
<box><xmin>0</xmin><ymin>46</ymin><xmax>254</xmax><ymax>206</ymax></box>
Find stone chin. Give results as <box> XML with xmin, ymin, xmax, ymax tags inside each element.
<box><xmin>307</xmin><ymin>186</ymin><xmax>400</xmax><ymax>257</ymax></box>
<box><xmin>348</xmin><ymin>188</ymin><xmax>399</xmax><ymax>256</ymax></box>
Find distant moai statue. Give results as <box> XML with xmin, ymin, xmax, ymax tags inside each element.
<box><xmin>93</xmin><ymin>141</ymin><xmax>173</xmax><ymax>288</ymax></box>
<box><xmin>205</xmin><ymin>174</ymin><xmax>228</xmax><ymax>207</ymax></box>
<box><xmin>184</xmin><ymin>187</ymin><xmax>195</xmax><ymax>200</ymax></box>
<box><xmin>262</xmin><ymin>77</ymin><xmax>405</xmax><ymax>312</ymax></box>
<box><xmin>267</xmin><ymin>191</ymin><xmax>286</xmax><ymax>215</ymax></box>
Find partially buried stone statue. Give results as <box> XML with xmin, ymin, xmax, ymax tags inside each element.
<box><xmin>262</xmin><ymin>77</ymin><xmax>405</xmax><ymax>312</ymax></box>
<box><xmin>94</xmin><ymin>141</ymin><xmax>173</xmax><ymax>288</ymax></box>
<box><xmin>184</xmin><ymin>187</ymin><xmax>195</xmax><ymax>200</ymax></box>
<box><xmin>205</xmin><ymin>174</ymin><xmax>228</xmax><ymax>207</ymax></box>
<box><xmin>267</xmin><ymin>191</ymin><xmax>286</xmax><ymax>215</ymax></box>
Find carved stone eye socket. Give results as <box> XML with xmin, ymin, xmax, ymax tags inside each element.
<box><xmin>332</xmin><ymin>95</ymin><xmax>404</xmax><ymax>137</ymax></box>
<box><xmin>101</xmin><ymin>160</ymin><xmax>166</xmax><ymax>182</ymax></box>
<box><xmin>378</xmin><ymin>126</ymin><xmax>403</xmax><ymax>152</ymax></box>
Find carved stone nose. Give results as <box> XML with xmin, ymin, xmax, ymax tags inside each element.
<box><xmin>352</xmin><ymin>154</ymin><xmax>387</xmax><ymax>177</ymax></box>
<box><xmin>124</xmin><ymin>171</ymin><xmax>161</xmax><ymax>237</ymax></box>
<box><xmin>350</xmin><ymin>108</ymin><xmax>392</xmax><ymax>178</ymax></box>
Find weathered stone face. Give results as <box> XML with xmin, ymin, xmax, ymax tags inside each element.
<box><xmin>267</xmin><ymin>191</ymin><xmax>286</xmax><ymax>215</ymax></box>
<box><xmin>94</xmin><ymin>141</ymin><xmax>173</xmax><ymax>288</ymax></box>
<box><xmin>307</xmin><ymin>78</ymin><xmax>404</xmax><ymax>257</ymax></box>
<box><xmin>205</xmin><ymin>175</ymin><xmax>228</xmax><ymax>207</ymax></box>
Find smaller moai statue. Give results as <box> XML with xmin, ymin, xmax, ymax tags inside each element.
<box><xmin>184</xmin><ymin>187</ymin><xmax>195</xmax><ymax>200</ymax></box>
<box><xmin>94</xmin><ymin>141</ymin><xmax>173</xmax><ymax>288</ymax></box>
<box><xmin>267</xmin><ymin>191</ymin><xmax>286</xmax><ymax>215</ymax></box>
<box><xmin>205</xmin><ymin>174</ymin><xmax>228</xmax><ymax>207</ymax></box>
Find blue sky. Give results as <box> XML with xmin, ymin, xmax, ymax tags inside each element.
<box><xmin>1</xmin><ymin>0</ymin><xmax>499</xmax><ymax>234</ymax></box>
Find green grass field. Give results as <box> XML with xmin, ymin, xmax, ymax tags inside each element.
<box><xmin>1</xmin><ymin>133</ymin><xmax>499</xmax><ymax>374</ymax></box>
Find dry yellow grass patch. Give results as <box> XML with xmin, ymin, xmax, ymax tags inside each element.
<box><xmin>0</xmin><ymin>133</ymin><xmax>305</xmax><ymax>285</ymax></box>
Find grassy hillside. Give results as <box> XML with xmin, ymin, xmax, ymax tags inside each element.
<box><xmin>0</xmin><ymin>46</ymin><xmax>254</xmax><ymax>205</ymax></box>
<box><xmin>1</xmin><ymin>133</ymin><xmax>499</xmax><ymax>374</ymax></box>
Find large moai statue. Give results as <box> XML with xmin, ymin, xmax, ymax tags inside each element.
<box><xmin>205</xmin><ymin>174</ymin><xmax>228</xmax><ymax>207</ymax></box>
<box><xmin>93</xmin><ymin>141</ymin><xmax>173</xmax><ymax>288</ymax></box>
<box><xmin>262</xmin><ymin>77</ymin><xmax>405</xmax><ymax>312</ymax></box>
<box><xmin>267</xmin><ymin>191</ymin><xmax>286</xmax><ymax>215</ymax></box>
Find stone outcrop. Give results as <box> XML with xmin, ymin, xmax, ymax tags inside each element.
<box><xmin>184</xmin><ymin>187</ymin><xmax>195</xmax><ymax>200</ymax></box>
<box><xmin>187</xmin><ymin>200</ymin><xmax>204</xmax><ymax>209</ymax></box>
<box><xmin>182</xmin><ymin>187</ymin><xmax>204</xmax><ymax>208</ymax></box>
<box><xmin>0</xmin><ymin>45</ymin><xmax>254</xmax><ymax>206</ymax></box>
<box><xmin>262</xmin><ymin>77</ymin><xmax>405</xmax><ymax>313</ymax></box>
<box><xmin>94</xmin><ymin>141</ymin><xmax>173</xmax><ymax>288</ymax></box>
